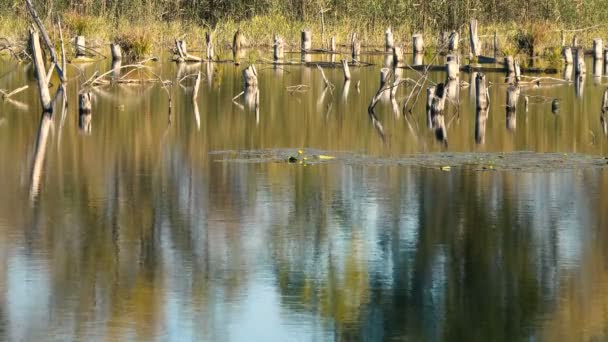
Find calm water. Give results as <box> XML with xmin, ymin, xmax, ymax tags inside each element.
<box><xmin>1</xmin><ymin>52</ymin><xmax>608</xmax><ymax>341</ymax></box>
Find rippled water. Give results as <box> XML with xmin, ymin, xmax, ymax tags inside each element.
<box><xmin>1</xmin><ymin>52</ymin><xmax>608</xmax><ymax>341</ymax></box>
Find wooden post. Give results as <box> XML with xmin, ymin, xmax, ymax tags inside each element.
<box><xmin>469</xmin><ymin>19</ymin><xmax>481</xmax><ymax>58</ymax></box>
<box><xmin>301</xmin><ymin>29</ymin><xmax>312</xmax><ymax>52</ymax></box>
<box><xmin>341</xmin><ymin>59</ymin><xmax>351</xmax><ymax>81</ymax></box>
<box><xmin>575</xmin><ymin>47</ymin><xmax>586</xmax><ymax>75</ymax></box>
<box><xmin>563</xmin><ymin>47</ymin><xmax>573</xmax><ymax>65</ymax></box>
<box><xmin>273</xmin><ymin>34</ymin><xmax>284</xmax><ymax>61</ymax></box>
<box><xmin>412</xmin><ymin>34</ymin><xmax>424</xmax><ymax>54</ymax></box>
<box><xmin>110</xmin><ymin>43</ymin><xmax>122</xmax><ymax>62</ymax></box>
<box><xmin>29</xmin><ymin>29</ymin><xmax>52</xmax><ymax>113</ymax></box>
<box><xmin>475</xmin><ymin>73</ymin><xmax>489</xmax><ymax>110</ymax></box>
<box><xmin>385</xmin><ymin>27</ymin><xmax>394</xmax><ymax>52</ymax></box>
<box><xmin>446</xmin><ymin>60</ymin><xmax>459</xmax><ymax>80</ymax></box>
<box><xmin>75</xmin><ymin>35</ymin><xmax>86</xmax><ymax>58</ymax></box>
<box><xmin>449</xmin><ymin>31</ymin><xmax>459</xmax><ymax>53</ymax></box>
<box><xmin>594</xmin><ymin>38</ymin><xmax>603</xmax><ymax>60</ymax></box>
<box><xmin>206</xmin><ymin>31</ymin><xmax>214</xmax><ymax>60</ymax></box>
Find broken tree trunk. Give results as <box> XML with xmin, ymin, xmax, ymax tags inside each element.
<box><xmin>594</xmin><ymin>39</ymin><xmax>604</xmax><ymax>60</ymax></box>
<box><xmin>342</xmin><ymin>59</ymin><xmax>351</xmax><ymax>81</ymax></box>
<box><xmin>385</xmin><ymin>27</ymin><xmax>394</xmax><ymax>52</ymax></box>
<box><xmin>469</xmin><ymin>19</ymin><xmax>481</xmax><ymax>58</ymax></box>
<box><xmin>446</xmin><ymin>59</ymin><xmax>459</xmax><ymax>81</ymax></box>
<box><xmin>575</xmin><ymin>47</ymin><xmax>586</xmax><ymax>75</ymax></box>
<box><xmin>273</xmin><ymin>34</ymin><xmax>284</xmax><ymax>61</ymax></box>
<box><xmin>413</xmin><ymin>34</ymin><xmax>424</xmax><ymax>54</ymax></box>
<box><xmin>352</xmin><ymin>37</ymin><xmax>361</xmax><ymax>60</ymax></box>
<box><xmin>25</xmin><ymin>0</ymin><xmax>65</xmax><ymax>82</ymax></box>
<box><xmin>301</xmin><ymin>29</ymin><xmax>312</xmax><ymax>52</ymax></box>
<box><xmin>505</xmin><ymin>56</ymin><xmax>515</xmax><ymax>74</ymax></box>
<box><xmin>75</xmin><ymin>35</ymin><xmax>86</xmax><ymax>58</ymax></box>
<box><xmin>110</xmin><ymin>43</ymin><xmax>122</xmax><ymax>62</ymax></box>
<box><xmin>29</xmin><ymin>29</ymin><xmax>52</xmax><ymax>113</ymax></box>
<box><xmin>563</xmin><ymin>47</ymin><xmax>573</xmax><ymax>65</ymax></box>
<box><xmin>242</xmin><ymin>65</ymin><xmax>258</xmax><ymax>88</ymax></box>
<box><xmin>449</xmin><ymin>31</ymin><xmax>459</xmax><ymax>53</ymax></box>
<box><xmin>206</xmin><ymin>32</ymin><xmax>214</xmax><ymax>60</ymax></box>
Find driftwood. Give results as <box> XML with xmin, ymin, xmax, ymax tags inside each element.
<box><xmin>0</xmin><ymin>85</ymin><xmax>28</xmax><ymax>99</ymax></box>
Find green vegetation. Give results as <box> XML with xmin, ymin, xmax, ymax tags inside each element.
<box><xmin>1</xmin><ymin>0</ymin><xmax>608</xmax><ymax>60</ymax></box>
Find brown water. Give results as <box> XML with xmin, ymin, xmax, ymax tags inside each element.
<box><xmin>1</xmin><ymin>53</ymin><xmax>608</xmax><ymax>341</ymax></box>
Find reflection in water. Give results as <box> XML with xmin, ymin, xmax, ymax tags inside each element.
<box><xmin>112</xmin><ymin>59</ymin><xmax>122</xmax><ymax>80</ymax></box>
<box><xmin>342</xmin><ymin>80</ymin><xmax>351</xmax><ymax>102</ymax></box>
<box><xmin>476</xmin><ymin>108</ymin><xmax>488</xmax><ymax>144</ymax></box>
<box><xmin>563</xmin><ymin>64</ymin><xmax>573</xmax><ymax>82</ymax></box>
<box><xmin>302</xmin><ymin>52</ymin><xmax>311</xmax><ymax>63</ymax></box>
<box><xmin>506</xmin><ymin>109</ymin><xmax>517</xmax><ymax>131</ymax></box>
<box><xmin>1</xmin><ymin>54</ymin><xmax>608</xmax><ymax>341</ymax></box>
<box><xmin>413</xmin><ymin>53</ymin><xmax>423</xmax><ymax>66</ymax></box>
<box><xmin>576</xmin><ymin>74</ymin><xmax>585</xmax><ymax>98</ymax></box>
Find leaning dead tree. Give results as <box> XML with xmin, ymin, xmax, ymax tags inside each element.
<box><xmin>25</xmin><ymin>0</ymin><xmax>66</xmax><ymax>82</ymax></box>
<box><xmin>29</xmin><ymin>28</ymin><xmax>52</xmax><ymax>112</ymax></box>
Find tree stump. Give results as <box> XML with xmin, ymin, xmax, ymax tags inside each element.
<box><xmin>385</xmin><ymin>27</ymin><xmax>394</xmax><ymax>52</ymax></box>
<box><xmin>75</xmin><ymin>35</ymin><xmax>86</xmax><ymax>58</ymax></box>
<box><xmin>506</xmin><ymin>85</ymin><xmax>519</xmax><ymax>112</ymax></box>
<box><xmin>412</xmin><ymin>34</ymin><xmax>424</xmax><ymax>54</ymax></box>
<box><xmin>330</xmin><ymin>36</ymin><xmax>336</xmax><ymax>53</ymax></box>
<box><xmin>446</xmin><ymin>59</ymin><xmax>459</xmax><ymax>81</ymax></box>
<box><xmin>110</xmin><ymin>43</ymin><xmax>122</xmax><ymax>62</ymax></box>
<box><xmin>78</xmin><ymin>92</ymin><xmax>92</xmax><ymax>133</ymax></box>
<box><xmin>242</xmin><ymin>65</ymin><xmax>258</xmax><ymax>88</ymax></box>
<box><xmin>504</xmin><ymin>56</ymin><xmax>515</xmax><ymax>74</ymax></box>
<box><xmin>301</xmin><ymin>29</ymin><xmax>312</xmax><ymax>52</ymax></box>
<box><xmin>341</xmin><ymin>59</ymin><xmax>351</xmax><ymax>81</ymax></box>
<box><xmin>469</xmin><ymin>19</ymin><xmax>481</xmax><ymax>58</ymax></box>
<box><xmin>572</xmin><ymin>35</ymin><xmax>578</xmax><ymax>48</ymax></box>
<box><xmin>206</xmin><ymin>31</ymin><xmax>214</xmax><ymax>60</ymax></box>
<box><xmin>594</xmin><ymin>39</ymin><xmax>603</xmax><ymax>60</ymax></box>
<box><xmin>563</xmin><ymin>47</ymin><xmax>573</xmax><ymax>65</ymax></box>
<box><xmin>352</xmin><ymin>37</ymin><xmax>361</xmax><ymax>60</ymax></box>
<box><xmin>475</xmin><ymin>73</ymin><xmax>489</xmax><ymax>110</ymax></box>
<box><xmin>393</xmin><ymin>46</ymin><xmax>403</xmax><ymax>66</ymax></box>
<box><xmin>273</xmin><ymin>34</ymin><xmax>284</xmax><ymax>61</ymax></box>
<box><xmin>426</xmin><ymin>86</ymin><xmax>435</xmax><ymax>129</ymax></box>
<box><xmin>449</xmin><ymin>31</ymin><xmax>459</xmax><ymax>53</ymax></box>
<box><xmin>575</xmin><ymin>47</ymin><xmax>586</xmax><ymax>75</ymax></box>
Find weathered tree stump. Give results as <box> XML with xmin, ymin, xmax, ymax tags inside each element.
<box><xmin>504</xmin><ymin>56</ymin><xmax>515</xmax><ymax>74</ymax></box>
<box><xmin>242</xmin><ymin>65</ymin><xmax>258</xmax><ymax>88</ymax></box>
<box><xmin>576</xmin><ymin>74</ymin><xmax>585</xmax><ymax>98</ymax></box>
<box><xmin>75</xmin><ymin>35</ymin><xmax>86</xmax><ymax>58</ymax></box>
<box><xmin>594</xmin><ymin>58</ymin><xmax>603</xmax><ymax>79</ymax></box>
<box><xmin>575</xmin><ymin>47</ymin><xmax>586</xmax><ymax>75</ymax></box>
<box><xmin>233</xmin><ymin>29</ymin><xmax>245</xmax><ymax>63</ymax></box>
<box><xmin>564</xmin><ymin>64</ymin><xmax>573</xmax><ymax>82</ymax></box>
<box><xmin>29</xmin><ymin>29</ymin><xmax>52</xmax><ymax>112</ymax></box>
<box><xmin>430</xmin><ymin>83</ymin><xmax>448</xmax><ymax>143</ymax></box>
<box><xmin>412</xmin><ymin>34</ymin><xmax>424</xmax><ymax>54</ymax></box>
<box><xmin>301</xmin><ymin>29</ymin><xmax>312</xmax><ymax>52</ymax></box>
<box><xmin>446</xmin><ymin>59</ymin><xmax>459</xmax><ymax>81</ymax></box>
<box><xmin>110</xmin><ymin>43</ymin><xmax>122</xmax><ymax>62</ymax></box>
<box><xmin>330</xmin><ymin>36</ymin><xmax>336</xmax><ymax>53</ymax></box>
<box><xmin>385</xmin><ymin>27</ymin><xmax>394</xmax><ymax>52</ymax></box>
<box><xmin>594</xmin><ymin>38</ymin><xmax>603</xmax><ymax>60</ymax></box>
<box><xmin>563</xmin><ymin>47</ymin><xmax>573</xmax><ymax>65</ymax></box>
<box><xmin>206</xmin><ymin>31</ymin><xmax>214</xmax><ymax>60</ymax></box>
<box><xmin>413</xmin><ymin>53</ymin><xmax>423</xmax><ymax>66</ymax></box>
<box><xmin>352</xmin><ymin>37</ymin><xmax>361</xmax><ymax>60</ymax></box>
<box><xmin>449</xmin><ymin>31</ymin><xmax>459</xmax><ymax>53</ymax></box>
<box><xmin>342</xmin><ymin>59</ymin><xmax>351</xmax><ymax>81</ymax></box>
<box><xmin>572</xmin><ymin>35</ymin><xmax>578</xmax><ymax>48</ymax></box>
<box><xmin>273</xmin><ymin>34</ymin><xmax>284</xmax><ymax>61</ymax></box>
<box><xmin>514</xmin><ymin>60</ymin><xmax>521</xmax><ymax>82</ymax></box>
<box><xmin>469</xmin><ymin>19</ymin><xmax>481</xmax><ymax>58</ymax></box>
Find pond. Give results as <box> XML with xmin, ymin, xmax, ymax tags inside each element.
<box><xmin>1</xmin><ymin>52</ymin><xmax>608</xmax><ymax>341</ymax></box>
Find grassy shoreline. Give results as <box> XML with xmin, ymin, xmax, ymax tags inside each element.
<box><xmin>1</xmin><ymin>13</ymin><xmax>608</xmax><ymax>69</ymax></box>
